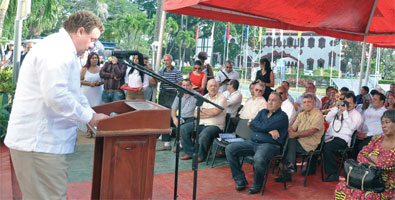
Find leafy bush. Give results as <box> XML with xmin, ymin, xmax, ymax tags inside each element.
<box><xmin>0</xmin><ymin>67</ymin><xmax>16</xmax><ymax>94</ymax></box>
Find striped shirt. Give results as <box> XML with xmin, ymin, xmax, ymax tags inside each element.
<box><xmin>159</xmin><ymin>66</ymin><xmax>183</xmax><ymax>90</ymax></box>
<box><xmin>100</xmin><ymin>61</ymin><xmax>127</xmax><ymax>90</ymax></box>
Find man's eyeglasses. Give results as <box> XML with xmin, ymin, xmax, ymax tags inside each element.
<box><xmin>226</xmin><ymin>67</ymin><xmax>232</xmax><ymax>69</ymax></box>
<box><xmin>255</xmin><ymin>89</ymin><xmax>263</xmax><ymax>92</ymax></box>
<box><xmin>339</xmin><ymin>98</ymin><xmax>345</xmax><ymax>100</ymax></box>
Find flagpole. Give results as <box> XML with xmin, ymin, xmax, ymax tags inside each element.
<box><xmin>296</xmin><ymin>33</ymin><xmax>301</xmax><ymax>91</ymax></box>
<box><xmin>338</xmin><ymin>40</ymin><xmax>342</xmax><ymax>78</ymax></box>
<box><xmin>330</xmin><ymin>38</ymin><xmax>335</xmax><ymax>86</ymax></box>
<box><xmin>244</xmin><ymin>25</ymin><xmax>249</xmax><ymax>84</ymax></box>
<box><xmin>226</xmin><ymin>39</ymin><xmax>229</xmax><ymax>61</ymax></box>
<box><xmin>374</xmin><ymin>47</ymin><xmax>380</xmax><ymax>87</ymax></box>
<box><xmin>271</xmin><ymin>29</ymin><xmax>275</xmax><ymax>65</ymax></box>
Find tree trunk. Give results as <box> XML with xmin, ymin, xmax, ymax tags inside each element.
<box><xmin>0</xmin><ymin>0</ymin><xmax>10</xmax><ymax>37</ymax></box>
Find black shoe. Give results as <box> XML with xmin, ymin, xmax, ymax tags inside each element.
<box><xmin>248</xmin><ymin>186</ymin><xmax>261</xmax><ymax>194</ymax></box>
<box><xmin>301</xmin><ymin>169</ymin><xmax>316</xmax><ymax>176</ymax></box>
<box><xmin>323</xmin><ymin>174</ymin><xmax>339</xmax><ymax>182</ymax></box>
<box><xmin>286</xmin><ymin>163</ymin><xmax>296</xmax><ymax>173</ymax></box>
<box><xmin>274</xmin><ymin>173</ymin><xmax>292</xmax><ymax>183</ymax></box>
<box><xmin>235</xmin><ymin>179</ymin><xmax>248</xmax><ymax>191</ymax></box>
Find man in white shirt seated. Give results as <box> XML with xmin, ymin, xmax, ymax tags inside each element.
<box><xmin>276</xmin><ymin>86</ymin><xmax>296</xmax><ymax>125</ymax></box>
<box><xmin>216</xmin><ymin>60</ymin><xmax>239</xmax><ymax>93</ymax></box>
<box><xmin>180</xmin><ymin>79</ymin><xmax>227</xmax><ymax>162</ymax></box>
<box><xmin>355</xmin><ymin>92</ymin><xmax>387</xmax><ymax>155</ymax></box>
<box><xmin>223</xmin><ymin>79</ymin><xmax>243</xmax><ymax>132</ymax></box>
<box><xmin>323</xmin><ymin>93</ymin><xmax>362</xmax><ymax>182</ymax></box>
<box><xmin>294</xmin><ymin>83</ymin><xmax>322</xmax><ymax>112</ymax></box>
<box><xmin>237</xmin><ymin>83</ymin><xmax>267</xmax><ymax>139</ymax></box>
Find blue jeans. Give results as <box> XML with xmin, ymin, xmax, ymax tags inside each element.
<box><xmin>180</xmin><ymin>122</ymin><xmax>221</xmax><ymax>159</ymax></box>
<box><xmin>102</xmin><ymin>90</ymin><xmax>125</xmax><ymax>104</ymax></box>
<box><xmin>225</xmin><ymin>140</ymin><xmax>281</xmax><ymax>187</ymax></box>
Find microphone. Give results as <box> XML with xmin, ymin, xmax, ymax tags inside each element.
<box><xmin>104</xmin><ymin>50</ymin><xmax>141</xmax><ymax>59</ymax></box>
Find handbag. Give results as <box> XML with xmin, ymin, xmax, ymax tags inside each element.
<box><xmin>343</xmin><ymin>159</ymin><xmax>385</xmax><ymax>193</ymax></box>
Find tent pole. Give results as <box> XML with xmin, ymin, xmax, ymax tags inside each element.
<box><xmin>364</xmin><ymin>43</ymin><xmax>373</xmax><ymax>86</ymax></box>
<box><xmin>296</xmin><ymin>36</ymin><xmax>301</xmax><ymax>90</ymax></box>
<box><xmin>329</xmin><ymin>38</ymin><xmax>335</xmax><ymax>86</ymax></box>
<box><xmin>338</xmin><ymin>40</ymin><xmax>342</xmax><ymax>78</ymax></box>
<box><xmin>357</xmin><ymin>0</ymin><xmax>379</xmax><ymax>94</ymax></box>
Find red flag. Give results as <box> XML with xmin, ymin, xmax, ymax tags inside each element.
<box><xmin>226</xmin><ymin>23</ymin><xmax>230</xmax><ymax>41</ymax></box>
<box><xmin>195</xmin><ymin>25</ymin><xmax>199</xmax><ymax>43</ymax></box>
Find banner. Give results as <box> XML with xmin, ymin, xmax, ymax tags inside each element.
<box><xmin>226</xmin><ymin>23</ymin><xmax>230</xmax><ymax>41</ymax></box>
<box><xmin>195</xmin><ymin>25</ymin><xmax>199</xmax><ymax>43</ymax></box>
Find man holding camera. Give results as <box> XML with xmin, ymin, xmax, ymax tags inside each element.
<box><xmin>322</xmin><ymin>93</ymin><xmax>362</xmax><ymax>182</ymax></box>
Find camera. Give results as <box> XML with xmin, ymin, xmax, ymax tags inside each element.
<box><xmin>340</xmin><ymin>100</ymin><xmax>349</xmax><ymax>107</ymax></box>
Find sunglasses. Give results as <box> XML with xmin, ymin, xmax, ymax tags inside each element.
<box><xmin>194</xmin><ymin>67</ymin><xmax>202</xmax><ymax>71</ymax></box>
<box><xmin>339</xmin><ymin>98</ymin><xmax>345</xmax><ymax>100</ymax></box>
<box><xmin>226</xmin><ymin>67</ymin><xmax>232</xmax><ymax>69</ymax></box>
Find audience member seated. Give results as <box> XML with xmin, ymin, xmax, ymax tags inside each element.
<box><xmin>335</xmin><ymin>110</ymin><xmax>395</xmax><ymax>200</ymax></box>
<box><xmin>275</xmin><ymin>93</ymin><xmax>325</xmax><ymax>182</ymax></box>
<box><xmin>391</xmin><ymin>83</ymin><xmax>395</xmax><ymax>93</ymax></box>
<box><xmin>276</xmin><ymin>86</ymin><xmax>296</xmax><ymax>125</ymax></box>
<box><xmin>239</xmin><ymin>83</ymin><xmax>267</xmax><ymax>121</ymax></box>
<box><xmin>171</xmin><ymin>79</ymin><xmax>198</xmax><ymax>127</ymax></box>
<box><xmin>216</xmin><ymin>60</ymin><xmax>239</xmax><ymax>93</ymax></box>
<box><xmin>294</xmin><ymin>83</ymin><xmax>322</xmax><ymax>112</ymax></box>
<box><xmin>322</xmin><ymin>88</ymin><xmax>339</xmax><ymax>115</ymax></box>
<box><xmin>225</xmin><ymin>92</ymin><xmax>288</xmax><ymax>194</ymax></box>
<box><xmin>323</xmin><ymin>93</ymin><xmax>362</xmax><ymax>182</ymax></box>
<box><xmin>386</xmin><ymin>91</ymin><xmax>395</xmax><ymax>110</ymax></box>
<box><xmin>223</xmin><ymin>79</ymin><xmax>243</xmax><ymax>132</ymax></box>
<box><xmin>281</xmin><ymin>81</ymin><xmax>295</xmax><ymax>104</ymax></box>
<box><xmin>356</xmin><ymin>86</ymin><xmax>369</xmax><ymax>104</ymax></box>
<box><xmin>180</xmin><ymin>79</ymin><xmax>227</xmax><ymax>162</ymax></box>
<box><xmin>355</xmin><ymin>92</ymin><xmax>387</xmax><ymax>156</ymax></box>
<box><xmin>249</xmin><ymin>81</ymin><xmax>257</xmax><ymax>97</ymax></box>
<box><xmin>321</xmin><ymin>86</ymin><xmax>335</xmax><ymax>105</ymax></box>
<box><xmin>340</xmin><ymin>87</ymin><xmax>350</xmax><ymax>96</ymax></box>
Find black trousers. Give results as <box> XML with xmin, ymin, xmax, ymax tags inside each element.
<box><xmin>353</xmin><ymin>136</ymin><xmax>372</xmax><ymax>159</ymax></box>
<box><xmin>323</xmin><ymin>137</ymin><xmax>347</xmax><ymax>175</ymax></box>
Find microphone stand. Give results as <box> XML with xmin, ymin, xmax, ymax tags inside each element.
<box><xmin>118</xmin><ymin>57</ymin><xmax>223</xmax><ymax>200</ymax></box>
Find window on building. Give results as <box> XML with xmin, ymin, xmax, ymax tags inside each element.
<box><xmin>300</xmin><ymin>38</ymin><xmax>305</xmax><ymax>47</ymax></box>
<box><xmin>266</xmin><ymin>37</ymin><xmax>272</xmax><ymax>46</ymax></box>
<box><xmin>307</xmin><ymin>58</ymin><xmax>314</xmax><ymax>70</ymax></box>
<box><xmin>328</xmin><ymin>52</ymin><xmax>336</xmax><ymax>66</ymax></box>
<box><xmin>317</xmin><ymin>59</ymin><xmax>325</xmax><ymax>68</ymax></box>
<box><xmin>287</xmin><ymin>37</ymin><xmax>293</xmax><ymax>47</ymax></box>
<box><xmin>308</xmin><ymin>38</ymin><xmax>315</xmax><ymax>48</ymax></box>
<box><xmin>277</xmin><ymin>37</ymin><xmax>282</xmax><ymax>47</ymax></box>
<box><xmin>319</xmin><ymin>38</ymin><xmax>325</xmax><ymax>48</ymax></box>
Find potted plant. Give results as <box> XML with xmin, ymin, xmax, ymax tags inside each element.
<box><xmin>0</xmin><ymin>67</ymin><xmax>16</xmax><ymax>140</ymax></box>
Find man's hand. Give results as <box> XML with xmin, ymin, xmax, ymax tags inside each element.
<box><xmin>89</xmin><ymin>113</ymin><xmax>109</xmax><ymax>127</ymax></box>
<box><xmin>288</xmin><ymin>131</ymin><xmax>298</xmax><ymax>139</ymax></box>
<box><xmin>357</xmin><ymin>132</ymin><xmax>368</xmax><ymax>140</ymax></box>
<box><xmin>173</xmin><ymin>118</ymin><xmax>179</xmax><ymax>127</ymax></box>
<box><xmin>269</xmin><ymin>130</ymin><xmax>280</xmax><ymax>140</ymax></box>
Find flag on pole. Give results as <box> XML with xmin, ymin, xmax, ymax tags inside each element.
<box><xmin>226</xmin><ymin>23</ymin><xmax>230</xmax><ymax>41</ymax></box>
<box><xmin>195</xmin><ymin>25</ymin><xmax>199</xmax><ymax>43</ymax></box>
<box><xmin>244</xmin><ymin>25</ymin><xmax>249</xmax><ymax>40</ymax></box>
<box><xmin>210</xmin><ymin>23</ymin><xmax>215</xmax><ymax>42</ymax></box>
<box><xmin>297</xmin><ymin>31</ymin><xmax>302</xmax><ymax>38</ymax></box>
<box><xmin>258</xmin><ymin>27</ymin><xmax>262</xmax><ymax>42</ymax></box>
<box><xmin>223</xmin><ymin>25</ymin><xmax>227</xmax><ymax>42</ymax></box>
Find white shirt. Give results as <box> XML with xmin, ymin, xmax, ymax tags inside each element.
<box><xmin>5</xmin><ymin>28</ymin><xmax>94</xmax><ymax>154</ymax></box>
<box><xmin>325</xmin><ymin>107</ymin><xmax>363</xmax><ymax>147</ymax></box>
<box><xmin>281</xmin><ymin>99</ymin><xmax>296</xmax><ymax>125</ymax></box>
<box><xmin>360</xmin><ymin>106</ymin><xmax>387</xmax><ymax>137</ymax></box>
<box><xmin>239</xmin><ymin>96</ymin><xmax>267</xmax><ymax>120</ymax></box>
<box><xmin>126</xmin><ymin>69</ymin><xmax>149</xmax><ymax>90</ymax></box>
<box><xmin>223</xmin><ymin>90</ymin><xmax>243</xmax><ymax>118</ymax></box>
<box><xmin>215</xmin><ymin>70</ymin><xmax>239</xmax><ymax>92</ymax></box>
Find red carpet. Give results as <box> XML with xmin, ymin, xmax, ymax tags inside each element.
<box><xmin>1</xmin><ymin>143</ymin><xmax>337</xmax><ymax>199</ymax></box>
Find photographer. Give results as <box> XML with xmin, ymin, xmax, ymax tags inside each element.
<box><xmin>322</xmin><ymin>93</ymin><xmax>363</xmax><ymax>182</ymax></box>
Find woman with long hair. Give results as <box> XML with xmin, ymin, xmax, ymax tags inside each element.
<box><xmin>255</xmin><ymin>58</ymin><xmax>275</xmax><ymax>100</ymax></box>
<box><xmin>386</xmin><ymin>91</ymin><xmax>395</xmax><ymax>110</ymax></box>
<box><xmin>187</xmin><ymin>60</ymin><xmax>207</xmax><ymax>95</ymax></box>
<box><xmin>80</xmin><ymin>52</ymin><xmax>103</xmax><ymax>107</ymax></box>
<box><xmin>123</xmin><ymin>54</ymin><xmax>149</xmax><ymax>100</ymax></box>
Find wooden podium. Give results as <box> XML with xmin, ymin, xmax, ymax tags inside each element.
<box><xmin>89</xmin><ymin>100</ymin><xmax>171</xmax><ymax>200</ymax></box>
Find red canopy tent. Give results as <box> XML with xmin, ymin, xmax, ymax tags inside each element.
<box><xmin>164</xmin><ymin>0</ymin><xmax>395</xmax><ymax>92</ymax></box>
<box><xmin>164</xmin><ymin>0</ymin><xmax>395</xmax><ymax>46</ymax></box>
